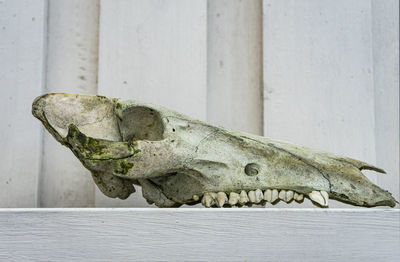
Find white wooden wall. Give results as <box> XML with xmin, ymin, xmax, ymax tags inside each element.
<box><xmin>0</xmin><ymin>0</ymin><xmax>46</xmax><ymax>207</ymax></box>
<box><xmin>0</xmin><ymin>0</ymin><xmax>398</xmax><ymax>209</ymax></box>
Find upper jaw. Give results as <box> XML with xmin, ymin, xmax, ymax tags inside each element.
<box><xmin>182</xmin><ymin>131</ymin><xmax>397</xmax><ymax>208</ymax></box>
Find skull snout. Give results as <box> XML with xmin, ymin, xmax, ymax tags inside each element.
<box><xmin>32</xmin><ymin>93</ymin><xmax>121</xmax><ymax>141</ymax></box>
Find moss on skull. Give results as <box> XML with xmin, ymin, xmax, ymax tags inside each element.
<box><xmin>114</xmin><ymin>161</ymin><xmax>135</xmax><ymax>175</ymax></box>
<box><xmin>65</xmin><ymin>124</ymin><xmax>140</xmax><ymax>160</ymax></box>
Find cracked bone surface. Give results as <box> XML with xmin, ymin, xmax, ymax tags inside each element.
<box><xmin>32</xmin><ymin>93</ymin><xmax>397</xmax><ymax>208</ymax></box>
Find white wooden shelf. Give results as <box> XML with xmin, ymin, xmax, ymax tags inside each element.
<box><xmin>1</xmin><ymin>208</ymin><xmax>399</xmax><ymax>261</ymax></box>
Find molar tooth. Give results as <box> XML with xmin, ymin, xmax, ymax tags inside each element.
<box><xmin>216</xmin><ymin>192</ymin><xmax>228</xmax><ymax>207</ymax></box>
<box><xmin>294</xmin><ymin>192</ymin><xmax>304</xmax><ymax>202</ymax></box>
<box><xmin>286</xmin><ymin>190</ymin><xmax>294</xmax><ymax>202</ymax></box>
<box><xmin>228</xmin><ymin>192</ymin><xmax>240</xmax><ymax>205</ymax></box>
<box><xmin>264</xmin><ymin>189</ymin><xmax>272</xmax><ymax>202</ymax></box>
<box><xmin>308</xmin><ymin>191</ymin><xmax>328</xmax><ymax>207</ymax></box>
<box><xmin>279</xmin><ymin>190</ymin><xmax>287</xmax><ymax>202</ymax></box>
<box><xmin>201</xmin><ymin>193</ymin><xmax>214</xmax><ymax>208</ymax></box>
<box><xmin>248</xmin><ymin>190</ymin><xmax>256</xmax><ymax>203</ymax></box>
<box><xmin>239</xmin><ymin>190</ymin><xmax>249</xmax><ymax>205</ymax></box>
<box><xmin>255</xmin><ymin>189</ymin><xmax>263</xmax><ymax>203</ymax></box>
<box><xmin>271</xmin><ymin>189</ymin><xmax>279</xmax><ymax>202</ymax></box>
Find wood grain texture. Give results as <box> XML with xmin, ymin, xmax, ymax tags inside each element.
<box><xmin>207</xmin><ymin>0</ymin><xmax>263</xmax><ymax>135</ymax></box>
<box><xmin>371</xmin><ymin>0</ymin><xmax>400</xmax><ymax>204</ymax></box>
<box><xmin>0</xmin><ymin>0</ymin><xmax>47</xmax><ymax>207</ymax></box>
<box><xmin>41</xmin><ymin>0</ymin><xmax>100</xmax><ymax>207</ymax></box>
<box><xmin>97</xmin><ymin>0</ymin><xmax>207</xmax><ymax>207</ymax></box>
<box><xmin>262</xmin><ymin>0</ymin><xmax>392</xmax><ymax>208</ymax></box>
<box><xmin>0</xmin><ymin>208</ymin><xmax>399</xmax><ymax>261</ymax></box>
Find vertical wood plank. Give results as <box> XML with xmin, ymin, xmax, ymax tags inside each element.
<box><xmin>371</xmin><ymin>0</ymin><xmax>399</xmax><ymax>203</ymax></box>
<box><xmin>97</xmin><ymin>0</ymin><xmax>207</xmax><ymax>206</ymax></box>
<box><xmin>41</xmin><ymin>0</ymin><xmax>100</xmax><ymax>207</ymax></box>
<box><xmin>0</xmin><ymin>0</ymin><xmax>47</xmax><ymax>207</ymax></box>
<box><xmin>263</xmin><ymin>0</ymin><xmax>378</xmax><ymax>207</ymax></box>
<box><xmin>207</xmin><ymin>0</ymin><xmax>263</xmax><ymax>135</ymax></box>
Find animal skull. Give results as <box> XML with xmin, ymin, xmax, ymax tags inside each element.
<box><xmin>32</xmin><ymin>93</ymin><xmax>397</xmax><ymax>208</ymax></box>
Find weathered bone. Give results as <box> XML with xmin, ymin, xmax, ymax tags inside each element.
<box><xmin>32</xmin><ymin>93</ymin><xmax>397</xmax><ymax>208</ymax></box>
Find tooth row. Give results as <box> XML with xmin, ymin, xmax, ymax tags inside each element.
<box><xmin>197</xmin><ymin>189</ymin><xmax>327</xmax><ymax>208</ymax></box>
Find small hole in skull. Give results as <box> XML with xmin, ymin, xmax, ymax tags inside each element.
<box><xmin>172</xmin><ymin>128</ymin><xmax>176</xmax><ymax>132</ymax></box>
<box><xmin>245</xmin><ymin>163</ymin><xmax>259</xmax><ymax>176</ymax></box>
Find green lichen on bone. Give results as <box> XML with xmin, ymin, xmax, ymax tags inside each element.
<box><xmin>65</xmin><ymin>124</ymin><xmax>137</xmax><ymax>160</ymax></box>
<box><xmin>114</xmin><ymin>161</ymin><xmax>135</xmax><ymax>175</ymax></box>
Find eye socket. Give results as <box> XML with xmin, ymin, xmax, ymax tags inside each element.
<box><xmin>245</xmin><ymin>163</ymin><xmax>259</xmax><ymax>176</ymax></box>
<box><xmin>118</xmin><ymin>106</ymin><xmax>164</xmax><ymax>141</ymax></box>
